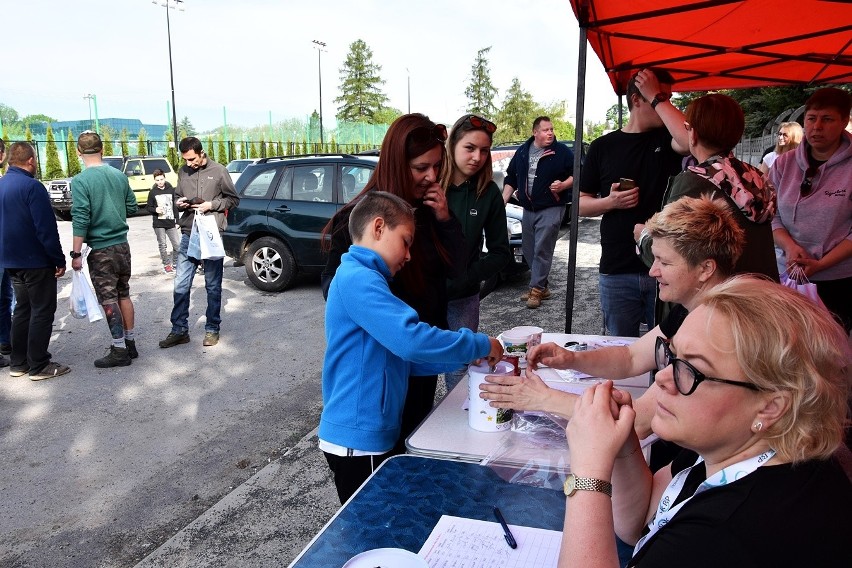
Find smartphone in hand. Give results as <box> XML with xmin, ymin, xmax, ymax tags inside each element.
<box><xmin>617</xmin><ymin>177</ymin><xmax>636</xmax><ymax>191</ymax></box>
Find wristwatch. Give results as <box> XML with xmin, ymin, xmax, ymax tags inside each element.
<box><xmin>650</xmin><ymin>92</ymin><xmax>670</xmax><ymax>109</ymax></box>
<box><xmin>563</xmin><ymin>473</ymin><xmax>613</xmax><ymax>497</ymax></box>
<box><xmin>69</xmin><ymin>251</ymin><xmax>82</xmax><ymax>259</ymax></box>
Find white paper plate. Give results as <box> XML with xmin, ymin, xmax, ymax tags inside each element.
<box><xmin>342</xmin><ymin>548</ymin><xmax>428</xmax><ymax>568</ymax></box>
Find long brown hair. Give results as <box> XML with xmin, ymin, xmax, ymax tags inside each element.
<box><xmin>439</xmin><ymin>114</ymin><xmax>495</xmax><ymax>199</ymax></box>
<box><xmin>321</xmin><ymin>113</ymin><xmax>446</xmax><ymax>250</ymax></box>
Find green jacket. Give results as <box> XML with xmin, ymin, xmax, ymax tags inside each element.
<box><xmin>445</xmin><ymin>179</ymin><xmax>511</xmax><ymax>300</ymax></box>
<box><xmin>71</xmin><ymin>164</ymin><xmax>138</xmax><ymax>249</ymax></box>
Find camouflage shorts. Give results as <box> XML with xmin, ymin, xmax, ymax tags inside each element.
<box><xmin>87</xmin><ymin>242</ymin><xmax>131</xmax><ymax>304</ymax></box>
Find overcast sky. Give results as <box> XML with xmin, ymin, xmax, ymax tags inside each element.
<box><xmin>3</xmin><ymin>0</ymin><xmax>618</xmax><ymax>134</ymax></box>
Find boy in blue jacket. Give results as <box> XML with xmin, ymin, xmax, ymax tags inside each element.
<box><xmin>319</xmin><ymin>191</ymin><xmax>503</xmax><ymax>503</ymax></box>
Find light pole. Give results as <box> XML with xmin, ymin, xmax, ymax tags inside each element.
<box><xmin>406</xmin><ymin>68</ymin><xmax>411</xmax><ymax>113</ymax></box>
<box><xmin>153</xmin><ymin>0</ymin><xmax>183</xmax><ymax>146</ymax></box>
<box><xmin>312</xmin><ymin>40</ymin><xmax>326</xmax><ymax>146</ymax></box>
<box><xmin>84</xmin><ymin>94</ymin><xmax>95</xmax><ymax>130</ymax></box>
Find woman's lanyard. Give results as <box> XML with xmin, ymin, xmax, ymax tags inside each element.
<box><xmin>634</xmin><ymin>449</ymin><xmax>776</xmax><ymax>555</ymax></box>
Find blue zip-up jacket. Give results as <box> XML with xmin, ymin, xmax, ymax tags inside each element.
<box><xmin>0</xmin><ymin>166</ymin><xmax>65</xmax><ymax>270</ymax></box>
<box><xmin>320</xmin><ymin>245</ymin><xmax>492</xmax><ymax>452</ymax></box>
<box><xmin>504</xmin><ymin>136</ymin><xmax>574</xmax><ymax>211</ymax></box>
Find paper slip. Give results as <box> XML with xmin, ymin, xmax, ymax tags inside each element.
<box><xmin>419</xmin><ymin>515</ymin><xmax>561</xmax><ymax>567</ymax></box>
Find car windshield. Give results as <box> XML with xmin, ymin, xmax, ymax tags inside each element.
<box><xmin>143</xmin><ymin>159</ymin><xmax>171</xmax><ymax>175</ymax></box>
<box><xmin>227</xmin><ymin>160</ymin><xmax>253</xmax><ymax>173</ymax></box>
<box><xmin>103</xmin><ymin>157</ymin><xmax>124</xmax><ymax>170</ymax></box>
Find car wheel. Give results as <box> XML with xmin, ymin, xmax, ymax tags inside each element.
<box><xmin>54</xmin><ymin>209</ymin><xmax>72</xmax><ymax>221</ymax></box>
<box><xmin>245</xmin><ymin>237</ymin><xmax>296</xmax><ymax>292</ymax></box>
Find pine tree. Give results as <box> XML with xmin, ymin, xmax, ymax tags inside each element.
<box><xmin>334</xmin><ymin>39</ymin><xmax>389</xmax><ymax>124</ymax></box>
<box><xmin>179</xmin><ymin>116</ymin><xmax>196</xmax><ymax>136</ymax></box>
<box><xmin>239</xmin><ymin>142</ymin><xmax>247</xmax><ymax>160</ymax></box>
<box><xmin>276</xmin><ymin>141</ymin><xmax>284</xmax><ymax>156</ymax></box>
<box><xmin>495</xmin><ymin>78</ymin><xmax>540</xmax><ymax>143</ymax></box>
<box><xmin>249</xmin><ymin>141</ymin><xmax>258</xmax><ymax>159</ymax></box>
<box><xmin>44</xmin><ymin>125</ymin><xmax>64</xmax><ymax>179</ymax></box>
<box><xmin>120</xmin><ymin>128</ymin><xmax>130</xmax><ymax>157</ymax></box>
<box><xmin>137</xmin><ymin>128</ymin><xmax>148</xmax><ymax>156</ymax></box>
<box><xmin>166</xmin><ymin>129</ymin><xmax>180</xmax><ymax>171</ymax></box>
<box><xmin>66</xmin><ymin>129</ymin><xmax>81</xmax><ymax>176</ymax></box>
<box><xmin>268</xmin><ymin>141</ymin><xmax>275</xmax><ymax>156</ymax></box>
<box><xmin>259</xmin><ymin>136</ymin><xmax>267</xmax><ymax>158</ymax></box>
<box><xmin>102</xmin><ymin>127</ymin><xmax>115</xmax><ymax>156</ymax></box>
<box><xmin>25</xmin><ymin>124</ymin><xmax>41</xmax><ymax>179</ymax></box>
<box><xmin>206</xmin><ymin>136</ymin><xmax>215</xmax><ymax>163</ymax></box>
<box><xmin>217</xmin><ymin>136</ymin><xmax>227</xmax><ymax>164</ymax></box>
<box><xmin>465</xmin><ymin>47</ymin><xmax>499</xmax><ymax>119</ymax></box>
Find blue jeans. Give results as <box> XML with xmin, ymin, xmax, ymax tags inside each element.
<box><xmin>445</xmin><ymin>294</ymin><xmax>481</xmax><ymax>393</ymax></box>
<box><xmin>170</xmin><ymin>233</ymin><xmax>224</xmax><ymax>334</ymax></box>
<box><xmin>0</xmin><ymin>268</ymin><xmax>15</xmax><ymax>345</ymax></box>
<box><xmin>599</xmin><ymin>273</ymin><xmax>657</xmax><ymax>337</ymax></box>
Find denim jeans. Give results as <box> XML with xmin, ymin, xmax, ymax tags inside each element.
<box><xmin>0</xmin><ymin>268</ymin><xmax>15</xmax><ymax>345</ymax></box>
<box><xmin>445</xmin><ymin>293</ymin><xmax>481</xmax><ymax>393</ymax></box>
<box><xmin>598</xmin><ymin>272</ymin><xmax>657</xmax><ymax>337</ymax></box>
<box><xmin>170</xmin><ymin>233</ymin><xmax>224</xmax><ymax>334</ymax></box>
<box><xmin>9</xmin><ymin>267</ymin><xmax>57</xmax><ymax>373</ymax></box>
<box><xmin>154</xmin><ymin>226</ymin><xmax>181</xmax><ymax>266</ymax></box>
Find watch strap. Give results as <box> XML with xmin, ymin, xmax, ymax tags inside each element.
<box><xmin>564</xmin><ymin>473</ymin><xmax>613</xmax><ymax>497</ymax></box>
<box><xmin>650</xmin><ymin>93</ymin><xmax>669</xmax><ymax>109</ymax></box>
<box><xmin>69</xmin><ymin>251</ymin><xmax>82</xmax><ymax>259</ymax></box>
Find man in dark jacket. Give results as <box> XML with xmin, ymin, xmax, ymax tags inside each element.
<box><xmin>159</xmin><ymin>137</ymin><xmax>239</xmax><ymax>349</ymax></box>
<box><xmin>0</xmin><ymin>142</ymin><xmax>69</xmax><ymax>380</ymax></box>
<box><xmin>502</xmin><ymin>117</ymin><xmax>574</xmax><ymax>308</ymax></box>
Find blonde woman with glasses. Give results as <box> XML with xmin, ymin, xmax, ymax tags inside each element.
<box><xmin>759</xmin><ymin>121</ymin><xmax>803</xmax><ymax>175</ymax></box>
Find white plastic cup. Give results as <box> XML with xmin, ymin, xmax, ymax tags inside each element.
<box><xmin>512</xmin><ymin>326</ymin><xmax>543</xmax><ymax>349</ymax></box>
<box><xmin>468</xmin><ymin>361</ymin><xmax>515</xmax><ymax>432</ymax></box>
<box><xmin>500</xmin><ymin>329</ymin><xmax>531</xmax><ymax>355</ymax></box>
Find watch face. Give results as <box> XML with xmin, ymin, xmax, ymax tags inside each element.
<box><xmin>564</xmin><ymin>474</ymin><xmax>577</xmax><ymax>496</ymax></box>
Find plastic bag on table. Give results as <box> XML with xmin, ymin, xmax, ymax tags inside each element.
<box><xmin>481</xmin><ymin>411</ymin><xmax>571</xmax><ymax>491</ymax></box>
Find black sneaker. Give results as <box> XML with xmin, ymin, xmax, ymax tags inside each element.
<box><xmin>94</xmin><ymin>346</ymin><xmax>132</xmax><ymax>368</ymax></box>
<box><xmin>159</xmin><ymin>332</ymin><xmax>190</xmax><ymax>348</ymax></box>
<box><xmin>0</xmin><ymin>343</ymin><xmax>11</xmax><ymax>356</ymax></box>
<box><xmin>125</xmin><ymin>339</ymin><xmax>139</xmax><ymax>359</ymax></box>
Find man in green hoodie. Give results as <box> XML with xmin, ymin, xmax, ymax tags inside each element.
<box><xmin>70</xmin><ymin>131</ymin><xmax>139</xmax><ymax>368</ymax></box>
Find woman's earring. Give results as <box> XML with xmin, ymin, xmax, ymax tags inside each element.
<box><xmin>753</xmin><ymin>421</ymin><xmax>763</xmax><ymax>432</ymax></box>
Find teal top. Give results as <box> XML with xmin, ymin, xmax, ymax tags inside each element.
<box><xmin>71</xmin><ymin>163</ymin><xmax>138</xmax><ymax>249</ymax></box>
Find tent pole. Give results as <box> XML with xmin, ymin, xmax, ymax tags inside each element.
<box><xmin>566</xmin><ymin>25</ymin><xmax>588</xmax><ymax>333</ymax></box>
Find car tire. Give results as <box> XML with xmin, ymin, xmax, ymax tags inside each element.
<box><xmin>245</xmin><ymin>237</ymin><xmax>296</xmax><ymax>292</ymax></box>
<box><xmin>54</xmin><ymin>209</ymin><xmax>72</xmax><ymax>221</ymax></box>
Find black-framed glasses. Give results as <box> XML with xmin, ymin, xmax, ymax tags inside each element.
<box><xmin>410</xmin><ymin>123</ymin><xmax>448</xmax><ymax>146</ymax></box>
<box><xmin>800</xmin><ymin>165</ymin><xmax>817</xmax><ymax>197</ymax></box>
<box><xmin>463</xmin><ymin>114</ymin><xmax>497</xmax><ymax>134</ymax></box>
<box><xmin>655</xmin><ymin>337</ymin><xmax>760</xmax><ymax>396</ymax></box>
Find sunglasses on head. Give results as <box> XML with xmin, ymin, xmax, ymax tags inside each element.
<box><xmin>463</xmin><ymin>115</ymin><xmax>497</xmax><ymax>134</ymax></box>
<box><xmin>800</xmin><ymin>165</ymin><xmax>818</xmax><ymax>197</ymax></box>
<box><xmin>410</xmin><ymin>123</ymin><xmax>448</xmax><ymax>146</ymax></box>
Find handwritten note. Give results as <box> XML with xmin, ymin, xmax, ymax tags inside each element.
<box><xmin>419</xmin><ymin>515</ymin><xmax>562</xmax><ymax>567</ymax></box>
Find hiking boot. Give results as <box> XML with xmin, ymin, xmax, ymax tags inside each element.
<box><xmin>30</xmin><ymin>362</ymin><xmax>71</xmax><ymax>381</ymax></box>
<box><xmin>94</xmin><ymin>346</ymin><xmax>132</xmax><ymax>368</ymax></box>
<box><xmin>125</xmin><ymin>339</ymin><xmax>139</xmax><ymax>359</ymax></box>
<box><xmin>521</xmin><ymin>287</ymin><xmax>551</xmax><ymax>302</ymax></box>
<box><xmin>159</xmin><ymin>332</ymin><xmax>190</xmax><ymax>348</ymax></box>
<box><xmin>203</xmin><ymin>332</ymin><xmax>219</xmax><ymax>347</ymax></box>
<box><xmin>0</xmin><ymin>343</ymin><xmax>11</xmax><ymax>355</ymax></box>
<box><xmin>526</xmin><ymin>287</ymin><xmax>545</xmax><ymax>309</ymax></box>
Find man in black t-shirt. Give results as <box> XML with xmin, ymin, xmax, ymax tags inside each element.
<box><xmin>578</xmin><ymin>68</ymin><xmax>688</xmax><ymax>337</ymax></box>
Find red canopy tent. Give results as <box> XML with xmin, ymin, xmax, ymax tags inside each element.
<box><xmin>562</xmin><ymin>0</ymin><xmax>852</xmax><ymax>331</ymax></box>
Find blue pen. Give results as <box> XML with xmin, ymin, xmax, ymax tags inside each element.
<box><xmin>493</xmin><ymin>506</ymin><xmax>517</xmax><ymax>549</ymax></box>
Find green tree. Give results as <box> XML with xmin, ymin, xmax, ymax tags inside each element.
<box><xmin>101</xmin><ymin>127</ymin><xmax>115</xmax><ymax>156</ymax></box>
<box><xmin>373</xmin><ymin>106</ymin><xmax>402</xmax><ymax>126</ymax></box>
<box><xmin>259</xmin><ymin>136</ymin><xmax>267</xmax><ymax>158</ymax></box>
<box><xmin>44</xmin><ymin>125</ymin><xmax>64</xmax><ymax>179</ymax></box>
<box><xmin>267</xmin><ymin>141</ymin><xmax>275</xmax><ymax>156</ymax></box>
<box><xmin>0</xmin><ymin>104</ymin><xmax>20</xmax><ymax>128</ymax></box>
<box><xmin>217</xmin><ymin>136</ymin><xmax>227</xmax><ymax>164</ymax></box>
<box><xmin>65</xmin><ymin>129</ymin><xmax>81</xmax><ymax>177</ymax></box>
<box><xmin>206</xmin><ymin>136</ymin><xmax>215</xmax><ymax>163</ymax></box>
<box><xmin>136</xmin><ymin>128</ymin><xmax>148</xmax><ymax>156</ymax></box>
<box><xmin>24</xmin><ymin>125</ymin><xmax>42</xmax><ymax>179</ymax></box>
<box><xmin>276</xmin><ymin>141</ymin><xmax>284</xmax><ymax>156</ymax></box>
<box><xmin>165</xmin><ymin>130</ymin><xmax>180</xmax><ymax>171</ymax></box>
<box><xmin>495</xmin><ymin>78</ymin><xmax>540</xmax><ymax>143</ymax></box>
<box><xmin>465</xmin><ymin>47</ymin><xmax>499</xmax><ymax>119</ymax></box>
<box><xmin>21</xmin><ymin>113</ymin><xmax>57</xmax><ymax>125</ymax></box>
<box><xmin>249</xmin><ymin>141</ymin><xmax>258</xmax><ymax>159</ymax></box>
<box><xmin>334</xmin><ymin>39</ymin><xmax>389</xmax><ymax>123</ymax></box>
<box><xmin>120</xmin><ymin>128</ymin><xmax>130</xmax><ymax>157</ymax></box>
<box><xmin>239</xmin><ymin>142</ymin><xmax>247</xmax><ymax>160</ymax></box>
<box><xmin>179</xmin><ymin>116</ymin><xmax>196</xmax><ymax>136</ymax></box>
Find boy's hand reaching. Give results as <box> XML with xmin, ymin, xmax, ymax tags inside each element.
<box><xmin>484</xmin><ymin>337</ymin><xmax>504</xmax><ymax>368</ymax></box>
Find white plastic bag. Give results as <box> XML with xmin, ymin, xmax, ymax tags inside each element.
<box><xmin>781</xmin><ymin>264</ymin><xmax>828</xmax><ymax>312</ymax></box>
<box><xmin>70</xmin><ymin>269</ymin><xmax>103</xmax><ymax>323</ymax></box>
<box><xmin>194</xmin><ymin>214</ymin><xmax>225</xmax><ymax>260</ymax></box>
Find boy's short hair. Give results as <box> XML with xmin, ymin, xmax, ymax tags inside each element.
<box><xmin>152</xmin><ymin>168</ymin><xmax>165</xmax><ymax>177</ymax></box>
<box><xmin>77</xmin><ymin>130</ymin><xmax>103</xmax><ymax>155</ymax></box>
<box><xmin>348</xmin><ymin>191</ymin><xmax>415</xmax><ymax>242</ymax></box>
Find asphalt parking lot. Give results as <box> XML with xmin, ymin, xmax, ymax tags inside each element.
<box><xmin>0</xmin><ymin>213</ymin><xmax>604</xmax><ymax>567</ymax></box>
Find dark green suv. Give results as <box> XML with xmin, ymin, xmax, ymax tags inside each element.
<box><xmin>222</xmin><ymin>154</ymin><xmax>378</xmax><ymax>292</ymax></box>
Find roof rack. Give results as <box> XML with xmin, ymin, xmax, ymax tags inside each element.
<box><xmin>255</xmin><ymin>153</ymin><xmax>361</xmax><ymax>164</ymax></box>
